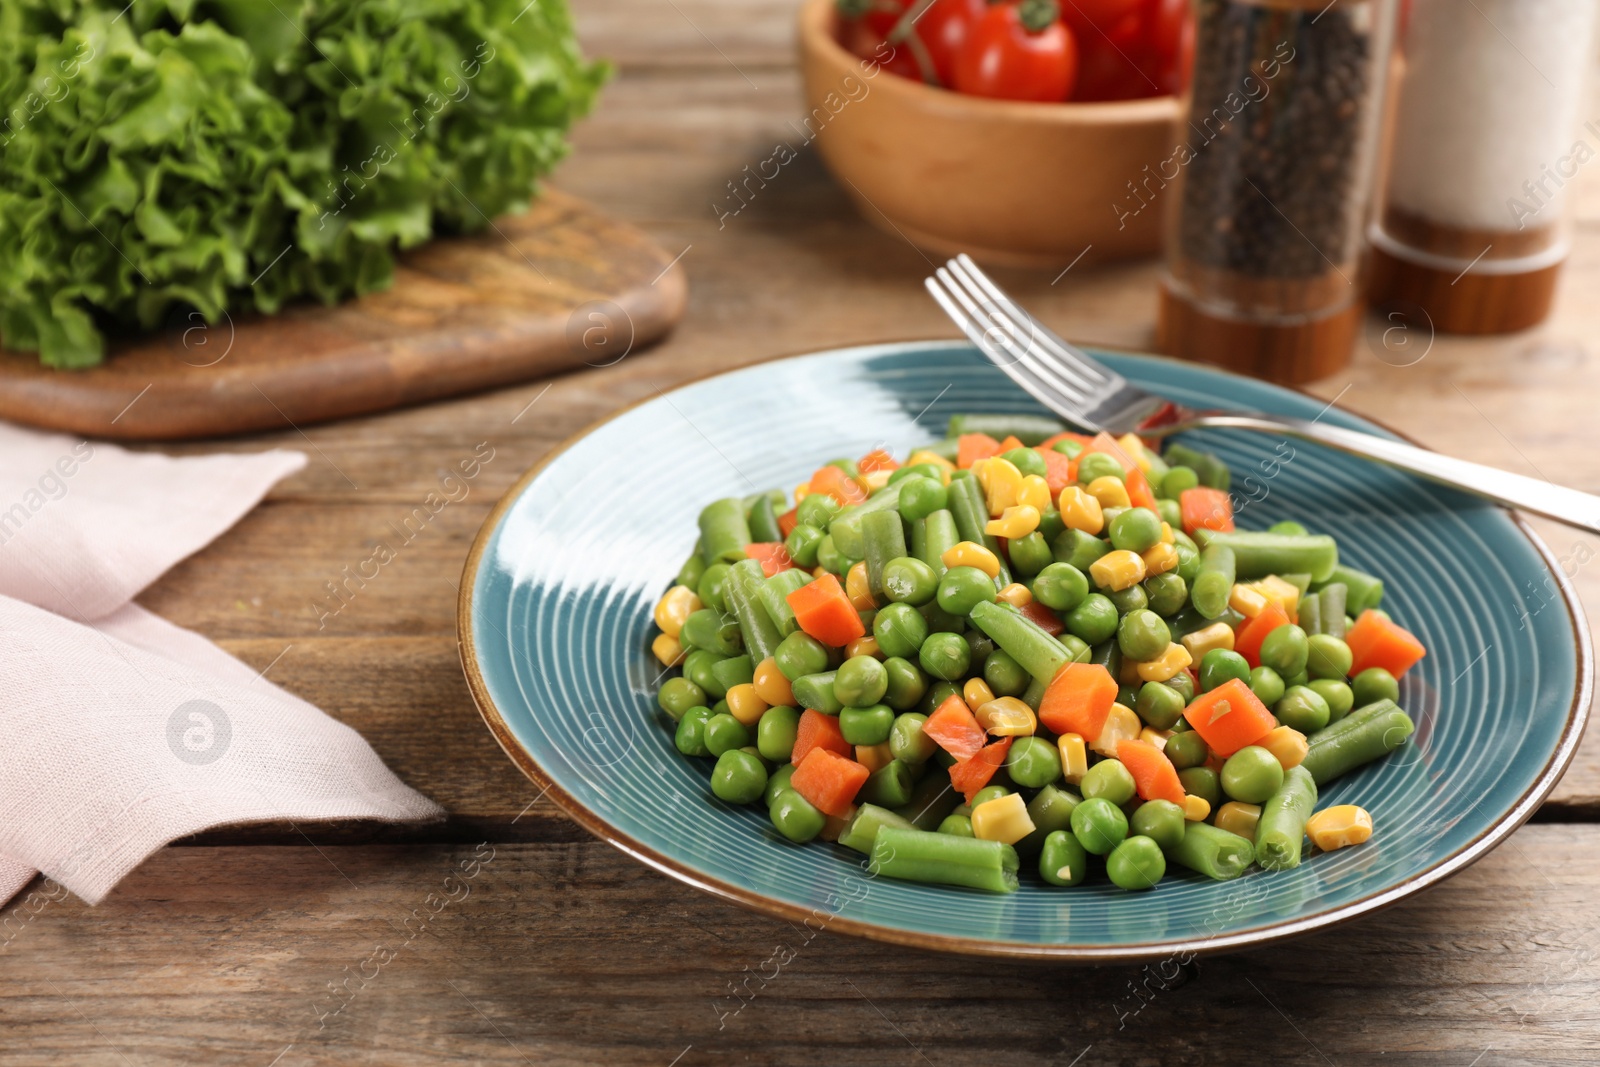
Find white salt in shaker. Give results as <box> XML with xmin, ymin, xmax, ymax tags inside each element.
<box><xmin>1368</xmin><ymin>0</ymin><xmax>1600</xmax><ymax>334</ymax></box>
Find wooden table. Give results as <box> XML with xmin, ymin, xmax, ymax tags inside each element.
<box><xmin>5</xmin><ymin>2</ymin><xmax>1599</xmax><ymax>1063</ymax></box>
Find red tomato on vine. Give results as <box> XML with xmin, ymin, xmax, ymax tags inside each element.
<box><xmin>914</xmin><ymin>0</ymin><xmax>990</xmax><ymax>84</ymax></box>
<box><xmin>951</xmin><ymin>0</ymin><xmax>1079</xmax><ymax>102</ymax></box>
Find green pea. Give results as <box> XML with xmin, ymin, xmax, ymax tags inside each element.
<box><xmin>1309</xmin><ymin>678</ymin><xmax>1355</xmax><ymax>722</ymax></box>
<box><xmin>920</xmin><ymin>601</ymin><xmax>966</xmax><ymax>635</ymax></box>
<box><xmin>815</xmin><ymin>534</ymin><xmax>845</xmax><ymax>575</ymax></box>
<box><xmin>1130</xmin><ymin>800</ymin><xmax>1186</xmax><ymax>853</ymax></box>
<box><xmin>1080</xmin><ymin>758</ymin><xmax>1137</xmax><ymax>805</ymax></box>
<box><xmin>873</xmin><ymin>602</ymin><xmax>929</xmax><ymax>659</ymax></box>
<box><xmin>1036</xmin><ymin>506</ymin><xmax>1066</xmax><ymax>545</ymax></box>
<box><xmin>1054</xmin><ymin>528</ymin><xmax>1111</xmax><ymax>572</ymax></box>
<box><xmin>657</xmin><ymin>676</ymin><xmax>706</xmax><ymax>720</ymax></box>
<box><xmin>1105</xmin><ymin>583</ymin><xmax>1148</xmax><ymax>615</ymax></box>
<box><xmin>1052</xmin><ymin>439</ymin><xmax>1085</xmax><ymax>458</ymax></box>
<box><xmin>1220</xmin><ymin>745</ymin><xmax>1283</xmax><ymax>804</ymax></box>
<box><xmin>937</xmin><ymin>566</ymin><xmax>997</xmax><ymax>616</ymax></box>
<box><xmin>1157</xmin><ymin>498</ymin><xmax>1183</xmax><ymax>530</ymax></box>
<box><xmin>920</xmin><ymin>679</ymin><xmax>960</xmax><ymax>715</ymax></box>
<box><xmin>1268</xmin><ymin>520</ymin><xmax>1308</xmax><ymax>536</ymax></box>
<box><xmin>1118</xmin><ymin>683</ymin><xmax>1140</xmax><ymax>709</ymax></box>
<box><xmin>1163</xmin><ymin>729</ymin><xmax>1208</xmax><ymax>770</ymax></box>
<box><xmin>1198</xmin><ymin>648</ymin><xmax>1251</xmax><ymax>692</ymax></box>
<box><xmin>796</xmin><ymin>493</ymin><xmax>841</xmax><ymax>529</ymax></box>
<box><xmin>882</xmin><ymin>656</ymin><xmax>928</xmax><ymax>710</ymax></box>
<box><xmin>682</xmin><ymin>649</ymin><xmax>726</xmax><ymax>700</ymax></box>
<box><xmin>839</xmin><ymin>703</ymin><xmax>895</xmax><ymax>745</ymax></box>
<box><xmin>1001</xmin><ymin>447</ymin><xmax>1048</xmax><ymax>478</ymax></box>
<box><xmin>1249</xmin><ymin>665</ymin><xmax>1286</xmax><ymax>708</ymax></box>
<box><xmin>1307</xmin><ymin>634</ymin><xmax>1354</xmax><ymax>679</ymax></box>
<box><xmin>1033</xmin><ymin>562</ymin><xmax>1089</xmax><ymax>612</ymax></box>
<box><xmin>882</xmin><ymin>556</ymin><xmax>940</xmax><ymax>606</ymax></box>
<box><xmin>1142</xmin><ymin>573</ymin><xmax>1188</xmax><ymax>617</ymax></box>
<box><xmin>1008</xmin><ymin>532</ymin><xmax>1053</xmax><ymax>577</ymax></box>
<box><xmin>1118</xmin><ymin>609</ymin><xmax>1171</xmax><ymax>662</ymax></box>
<box><xmin>918</xmin><ymin>631</ymin><xmax>972</xmax><ymax>681</ymax></box>
<box><xmin>984</xmin><ymin>649</ymin><xmax>1031</xmax><ymax>697</ymax></box>
<box><xmin>1162</xmin><ymin>466</ymin><xmax>1200</xmax><ymax>498</ymax></box>
<box><xmin>896</xmin><ymin>476</ymin><xmax>949</xmax><ymax>523</ymax></box>
<box><xmin>768</xmin><ymin>788</ymin><xmax>824</xmax><ymax>842</ymax></box>
<box><xmin>774</xmin><ymin>630</ymin><xmax>829</xmax><ymax>681</ymax></box>
<box><xmin>1039</xmin><ymin>829</ymin><xmax>1089</xmax><ymax>886</ymax></box>
<box><xmin>1177</xmin><ymin>766</ymin><xmax>1221</xmax><ymax>809</ymax></box>
<box><xmin>784</xmin><ymin>524</ymin><xmax>825</xmax><ymax>568</ymax></box>
<box><xmin>1006</xmin><ymin>736</ymin><xmax>1062</xmax><ymax>789</ymax></box>
<box><xmin>703</xmin><ymin>712</ymin><xmax>749</xmax><ymax>756</ymax></box>
<box><xmin>1164</xmin><ymin>669</ymin><xmax>1196</xmax><ymax>703</ymax></box>
<box><xmin>1070</xmin><ymin>796</ymin><xmax>1129</xmax><ymax>855</ymax></box>
<box><xmin>711</xmin><ymin>749</ymin><xmax>767</xmax><ymax>804</ymax></box>
<box><xmin>1109</xmin><ymin>507</ymin><xmax>1163</xmax><ymax>553</ymax></box>
<box><xmin>756</xmin><ymin>705</ymin><xmax>800</xmax><ymax>762</ymax></box>
<box><xmin>1076</xmin><ymin>452</ymin><xmax>1125</xmax><ymax>484</ymax></box>
<box><xmin>970</xmin><ymin>785</ymin><xmax>1010</xmax><ymax>808</ymax></box>
<box><xmin>1275</xmin><ymin>685</ymin><xmax>1330</xmax><ymax>733</ymax></box>
<box><xmin>1352</xmin><ymin>667</ymin><xmax>1400</xmax><ymax>707</ymax></box>
<box><xmin>1258</xmin><ymin>624</ymin><xmax>1309</xmax><ymax>678</ymax></box>
<box><xmin>696</xmin><ymin>562</ymin><xmax>732</xmax><ymax>613</ymax></box>
<box><xmin>1107</xmin><ymin>835</ymin><xmax>1166</xmax><ymax>890</ymax></box>
<box><xmin>1135</xmin><ymin>680</ymin><xmax>1186</xmax><ymax>729</ymax></box>
<box><xmin>964</xmin><ymin>628</ymin><xmax>997</xmax><ymax>663</ymax></box>
<box><xmin>889</xmin><ymin>712</ymin><xmax>936</xmax><ymax>764</ymax></box>
<box><xmin>674</xmin><ymin>706</ymin><xmax>714</xmax><ymax>757</ymax></box>
<box><xmin>681</xmin><ymin>608</ymin><xmax>742</xmax><ymax>657</ymax></box>
<box><xmin>938</xmin><ymin>814</ymin><xmax>975</xmax><ymax>837</ymax></box>
<box><xmin>1281</xmin><ymin>670</ymin><xmax>1310</xmax><ymax>690</ymax></box>
<box><xmin>763</xmin><ymin>763</ymin><xmax>796</xmax><ymax>807</ymax></box>
<box><xmin>1066</xmin><ymin>593</ymin><xmax>1119</xmax><ymax>645</ymax></box>
<box><xmin>677</xmin><ymin>552</ymin><xmax>708</xmax><ymax>589</ymax></box>
<box><xmin>834</xmin><ymin>655</ymin><xmax>888</xmax><ymax>706</ymax></box>
<box><xmin>1058</xmin><ymin>633</ymin><xmax>1092</xmax><ymax>663</ymax></box>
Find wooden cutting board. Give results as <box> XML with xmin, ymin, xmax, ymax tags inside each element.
<box><xmin>0</xmin><ymin>188</ymin><xmax>688</xmax><ymax>440</ymax></box>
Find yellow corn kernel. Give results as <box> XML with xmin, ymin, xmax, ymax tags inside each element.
<box><xmin>1139</xmin><ymin>726</ymin><xmax>1171</xmax><ymax>750</ymax></box>
<box><xmin>1057</xmin><ymin>486</ymin><xmax>1105</xmax><ymax>535</ymax></box>
<box><xmin>820</xmin><ymin>811</ymin><xmax>852</xmax><ymax>842</ymax></box>
<box><xmin>996</xmin><ymin>582</ymin><xmax>1033</xmax><ymax>608</ymax></box>
<box><xmin>1254</xmin><ymin>574</ymin><xmax>1303</xmax><ymax>617</ymax></box>
<box><xmin>1117</xmin><ymin>432</ymin><xmax>1152</xmax><ymax>472</ymax></box>
<box><xmin>651</xmin><ymin>632</ymin><xmax>686</xmax><ymax>667</ymax></box>
<box><xmin>813</xmin><ymin>566</ymin><xmax>829</xmax><ymax>579</ymax></box>
<box><xmin>1136</xmin><ymin>642</ymin><xmax>1193</xmax><ymax>683</ymax></box>
<box><xmin>971</xmin><ymin>792</ymin><xmax>1036</xmax><ymax>845</ymax></box>
<box><xmin>907</xmin><ymin>449</ymin><xmax>956</xmax><ymax>476</ymax></box>
<box><xmin>862</xmin><ymin>468</ymin><xmax>893</xmax><ymax>491</ymax></box>
<box><xmin>1160</xmin><ymin>521</ymin><xmax>1175</xmax><ymax>544</ymax></box>
<box><xmin>1142</xmin><ymin>542</ymin><xmax>1179</xmax><ymax>577</ymax></box>
<box><xmin>1058</xmin><ymin>733</ymin><xmax>1088</xmax><ymax>784</ymax></box>
<box><xmin>653</xmin><ymin>585</ymin><xmax>701</xmax><ymax>638</ymax></box>
<box><xmin>976</xmin><ymin>697</ymin><xmax>1037</xmax><ymax>736</ymax></box>
<box><xmin>1091</xmin><ymin>702</ymin><xmax>1140</xmax><ymax>757</ymax></box>
<box><xmin>794</xmin><ymin>482</ymin><xmax>811</xmax><ymax>503</ymax></box>
<box><xmin>1228</xmin><ymin>582</ymin><xmax>1270</xmax><ymax>618</ymax></box>
<box><xmin>1260</xmin><ymin>725</ymin><xmax>1309</xmax><ymax>769</ymax></box>
<box><xmin>1090</xmin><ymin>549</ymin><xmax>1147</xmax><ymax>592</ymax></box>
<box><xmin>963</xmin><ymin>677</ymin><xmax>996</xmax><ymax>709</ymax></box>
<box><xmin>855</xmin><ymin>742</ymin><xmax>894</xmax><ymax>774</ymax></box>
<box><xmin>1086</xmin><ymin>475</ymin><xmax>1132</xmax><ymax>510</ymax></box>
<box><xmin>725</xmin><ymin>684</ymin><xmax>769</xmax><ymax>726</ymax></box>
<box><xmin>1181</xmin><ymin>621</ymin><xmax>1236</xmax><ymax>660</ymax></box>
<box><xmin>1182</xmin><ymin>794</ymin><xmax>1212</xmax><ymax>822</ymax></box>
<box><xmin>979</xmin><ymin>457</ymin><xmax>1024</xmax><ymax>516</ymax></box>
<box><xmin>1215</xmin><ymin>801</ymin><xmax>1262</xmax><ymax>840</ymax></box>
<box><xmin>846</xmin><ymin>561</ymin><xmax>877</xmax><ymax>611</ymax></box>
<box><xmin>846</xmin><ymin>635</ymin><xmax>883</xmax><ymax>660</ymax></box>
<box><xmin>752</xmin><ymin>657</ymin><xmax>794</xmax><ymax>706</ymax></box>
<box><xmin>985</xmin><ymin>504</ymin><xmax>1040</xmax><ymax>539</ymax></box>
<box><xmin>942</xmin><ymin>541</ymin><xmax>1001</xmax><ymax>579</ymax></box>
<box><xmin>1018</xmin><ymin>474</ymin><xmax>1052</xmax><ymax>512</ymax></box>
<box><xmin>1305</xmin><ymin>805</ymin><xmax>1374</xmax><ymax>851</ymax></box>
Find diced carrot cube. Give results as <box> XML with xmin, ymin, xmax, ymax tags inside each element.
<box><xmin>1038</xmin><ymin>662</ymin><xmax>1118</xmax><ymax>739</ymax></box>
<box><xmin>790</xmin><ymin>748</ymin><xmax>870</xmax><ymax>817</ymax></box>
<box><xmin>1346</xmin><ymin>610</ymin><xmax>1427</xmax><ymax>678</ymax></box>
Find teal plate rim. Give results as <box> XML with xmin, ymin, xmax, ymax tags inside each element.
<box><xmin>458</xmin><ymin>340</ymin><xmax>1593</xmax><ymax>962</ymax></box>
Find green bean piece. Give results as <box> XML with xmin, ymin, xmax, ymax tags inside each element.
<box><xmin>710</xmin><ymin>654</ymin><xmax>755</xmax><ymax>693</ymax></box>
<box><xmin>984</xmin><ymin>649</ymin><xmax>1031</xmax><ymax>697</ymax></box>
<box><xmin>858</xmin><ymin>760</ymin><xmax>916</xmax><ymax>809</ymax></box>
<box><xmin>1204</xmin><ymin>531</ymin><xmax>1339</xmax><ymax>584</ymax></box>
<box><xmin>1275</xmin><ymin>685</ymin><xmax>1330</xmax><ymax>733</ymax></box>
<box><xmin>674</xmin><ymin>706</ymin><xmax>713</xmax><ymax>757</ymax></box>
<box><xmin>1020</xmin><ymin>674</ymin><xmax>1049</xmax><ymax>710</ymax></box>
<box><xmin>1255</xmin><ymin>765</ymin><xmax>1317</xmax><ymax>870</ymax></box>
<box><xmin>868</xmin><ymin>826</ymin><xmax>1020</xmax><ymax>893</ymax></box>
<box><xmin>747</xmin><ymin>494</ymin><xmax>783</xmax><ymax>544</ymax></box>
<box><xmin>769</xmin><ymin>788</ymin><xmax>825</xmax><ymax>842</ymax></box>
<box><xmin>945</xmin><ymin>413</ymin><xmax>1067</xmax><ymax>444</ymax></box>
<box><xmin>1298</xmin><ymin>592</ymin><xmax>1323</xmax><ymax>636</ymax></box>
<box><xmin>1191</xmin><ymin>543</ymin><xmax>1236</xmax><ymax>619</ymax></box>
<box><xmin>774</xmin><ymin>630</ymin><xmax>829</xmax><ymax>681</ymax></box>
<box><xmin>1039</xmin><ymin>830</ymin><xmax>1090</xmax><ymax>886</ymax></box>
<box><xmin>1249</xmin><ymin>665</ymin><xmax>1286</xmax><ymax>708</ymax></box>
<box><xmin>1070</xmin><ymin>796</ymin><xmax>1128</xmax><ymax>855</ymax></box>
<box><xmin>1301</xmin><ymin>703</ymin><xmax>1415</xmax><ymax>786</ymax></box>
<box><xmin>839</xmin><ymin>803</ymin><xmax>916</xmax><ymax>853</ymax></box>
<box><xmin>1161</xmin><ymin>443</ymin><xmax>1230</xmax><ymax>490</ymax></box>
<box><xmin>698</xmin><ymin>498</ymin><xmax>753</xmax><ymax>565</ymax></box>
<box><xmin>756</xmin><ymin>705</ymin><xmax>801</xmax><ymax>762</ymax></box>
<box><xmin>657</xmin><ymin>676</ymin><xmax>706</xmax><ymax>720</ymax></box>
<box><xmin>1107</xmin><ymin>836</ymin><xmax>1166</xmax><ymax>890</ymax></box>
<box><xmin>919</xmin><ymin>509</ymin><xmax>960</xmax><ymax>576</ymax></box>
<box><xmin>1130</xmin><ymin>800</ymin><xmax>1186</xmax><ymax>853</ymax></box>
<box><xmin>925</xmin><ymin>437</ymin><xmax>962</xmax><ymax>463</ymax></box>
<box><xmin>1315</xmin><ymin>564</ymin><xmax>1385</xmax><ymax>615</ymax></box>
<box><xmin>918</xmin><ymin>631</ymin><xmax>972</xmax><ymax>681</ymax></box>
<box><xmin>756</xmin><ymin>569</ymin><xmax>813</xmax><ymax>637</ymax></box>
<box><xmin>1351</xmin><ymin>667</ymin><xmax>1399</xmax><ymax>707</ymax></box>
<box><xmin>1316</xmin><ymin>582</ymin><xmax>1349</xmax><ymax>639</ymax></box>
<box><xmin>791</xmin><ymin>671</ymin><xmax>844</xmax><ymax>714</ymax></box>
<box><xmin>763</xmin><ymin>763</ymin><xmax>797</xmax><ymax>806</ymax></box>
<box><xmin>967</xmin><ymin>600</ymin><xmax>1070</xmax><ymax>685</ymax></box>
<box><xmin>1053</xmin><ymin>529</ymin><xmax>1111</xmax><ymax>573</ymax></box>
<box><xmin>1018</xmin><ymin>784</ymin><xmax>1082</xmax><ymax>856</ymax></box>
<box><xmin>840</xmin><ymin>702</ymin><xmax>895</xmax><ymax>745</ymax></box>
<box><xmin>945</xmin><ymin>476</ymin><xmax>1012</xmax><ymax>585</ymax></box>
<box><xmin>724</xmin><ymin>560</ymin><xmax>782</xmax><ymax>663</ymax></box>
<box><xmin>882</xmin><ymin>657</ymin><xmax>929</xmax><ymax>710</ymax></box>
<box><xmin>681</xmin><ymin>608</ymin><xmax>743</xmax><ymax>657</ymax></box>
<box><xmin>892</xmin><ymin>770</ymin><xmax>960</xmax><ymax>830</ymax></box>
<box><xmin>1171</xmin><ymin>821</ymin><xmax>1254</xmax><ymax>880</ymax></box>
<box><xmin>1008</xmin><ymin>532</ymin><xmax>1054</xmax><ymax>577</ymax></box>
<box><xmin>830</xmin><ymin>480</ymin><xmax>907</xmax><ymax>560</ymax></box>
<box><xmin>677</xmin><ymin>551</ymin><xmax>708</xmax><ymax>590</ymax></box>
<box><xmin>863</xmin><ymin>509</ymin><xmax>909</xmax><ymax>601</ymax></box>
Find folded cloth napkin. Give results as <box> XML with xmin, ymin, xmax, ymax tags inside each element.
<box><xmin>0</xmin><ymin>424</ymin><xmax>443</xmax><ymax>905</ymax></box>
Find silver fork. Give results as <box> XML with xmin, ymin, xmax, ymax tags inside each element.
<box><xmin>925</xmin><ymin>254</ymin><xmax>1600</xmax><ymax>535</ymax></box>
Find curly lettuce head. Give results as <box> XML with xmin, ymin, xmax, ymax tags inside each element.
<box><xmin>0</xmin><ymin>0</ymin><xmax>606</xmax><ymax>367</ymax></box>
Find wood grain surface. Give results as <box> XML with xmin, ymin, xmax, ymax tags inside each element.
<box><xmin>3</xmin><ymin>0</ymin><xmax>1599</xmax><ymax>1062</ymax></box>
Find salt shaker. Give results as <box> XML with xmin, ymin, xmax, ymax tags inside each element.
<box><xmin>1156</xmin><ymin>0</ymin><xmax>1399</xmax><ymax>383</ymax></box>
<box><xmin>1368</xmin><ymin>0</ymin><xmax>1600</xmax><ymax>334</ymax></box>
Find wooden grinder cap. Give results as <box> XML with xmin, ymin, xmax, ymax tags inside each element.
<box><xmin>1156</xmin><ymin>281</ymin><xmax>1360</xmax><ymax>385</ymax></box>
<box><xmin>1366</xmin><ymin>242</ymin><xmax>1562</xmax><ymax>336</ymax></box>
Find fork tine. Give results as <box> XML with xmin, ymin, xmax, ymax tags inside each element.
<box><xmin>953</xmin><ymin>254</ymin><xmax>1124</xmax><ymax>391</ymax></box>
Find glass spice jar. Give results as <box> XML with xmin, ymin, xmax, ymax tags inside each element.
<box><xmin>1367</xmin><ymin>0</ymin><xmax>1600</xmax><ymax>334</ymax></box>
<box><xmin>1156</xmin><ymin>0</ymin><xmax>1399</xmax><ymax>383</ymax></box>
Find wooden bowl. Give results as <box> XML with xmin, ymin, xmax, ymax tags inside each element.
<box><xmin>797</xmin><ymin>0</ymin><xmax>1182</xmax><ymax>268</ymax></box>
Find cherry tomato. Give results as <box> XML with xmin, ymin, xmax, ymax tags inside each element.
<box><xmin>1059</xmin><ymin>0</ymin><xmax>1143</xmax><ymax>35</ymax></box>
<box><xmin>841</xmin><ymin>21</ymin><xmax>927</xmax><ymax>78</ymax></box>
<box><xmin>838</xmin><ymin>0</ymin><xmax>914</xmax><ymax>37</ymax></box>
<box><xmin>1071</xmin><ymin>32</ymin><xmax>1162</xmax><ymax>100</ymax></box>
<box><xmin>952</xmin><ymin>0</ymin><xmax>1078</xmax><ymax>102</ymax></box>
<box><xmin>1146</xmin><ymin>0</ymin><xmax>1187</xmax><ymax>62</ymax></box>
<box><xmin>915</xmin><ymin>0</ymin><xmax>989</xmax><ymax>84</ymax></box>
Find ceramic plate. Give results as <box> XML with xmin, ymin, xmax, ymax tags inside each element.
<box><xmin>458</xmin><ymin>341</ymin><xmax>1591</xmax><ymax>961</ymax></box>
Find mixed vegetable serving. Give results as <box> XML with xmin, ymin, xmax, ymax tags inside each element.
<box><xmin>649</xmin><ymin>416</ymin><xmax>1426</xmax><ymax>893</ymax></box>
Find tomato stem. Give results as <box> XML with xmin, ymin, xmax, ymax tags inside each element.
<box><xmin>1018</xmin><ymin>0</ymin><xmax>1060</xmax><ymax>34</ymax></box>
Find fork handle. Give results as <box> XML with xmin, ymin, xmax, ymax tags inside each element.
<box><xmin>1181</xmin><ymin>414</ymin><xmax>1600</xmax><ymax>536</ymax></box>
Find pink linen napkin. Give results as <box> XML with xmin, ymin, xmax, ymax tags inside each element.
<box><xmin>0</xmin><ymin>425</ymin><xmax>443</xmax><ymax>905</ymax></box>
